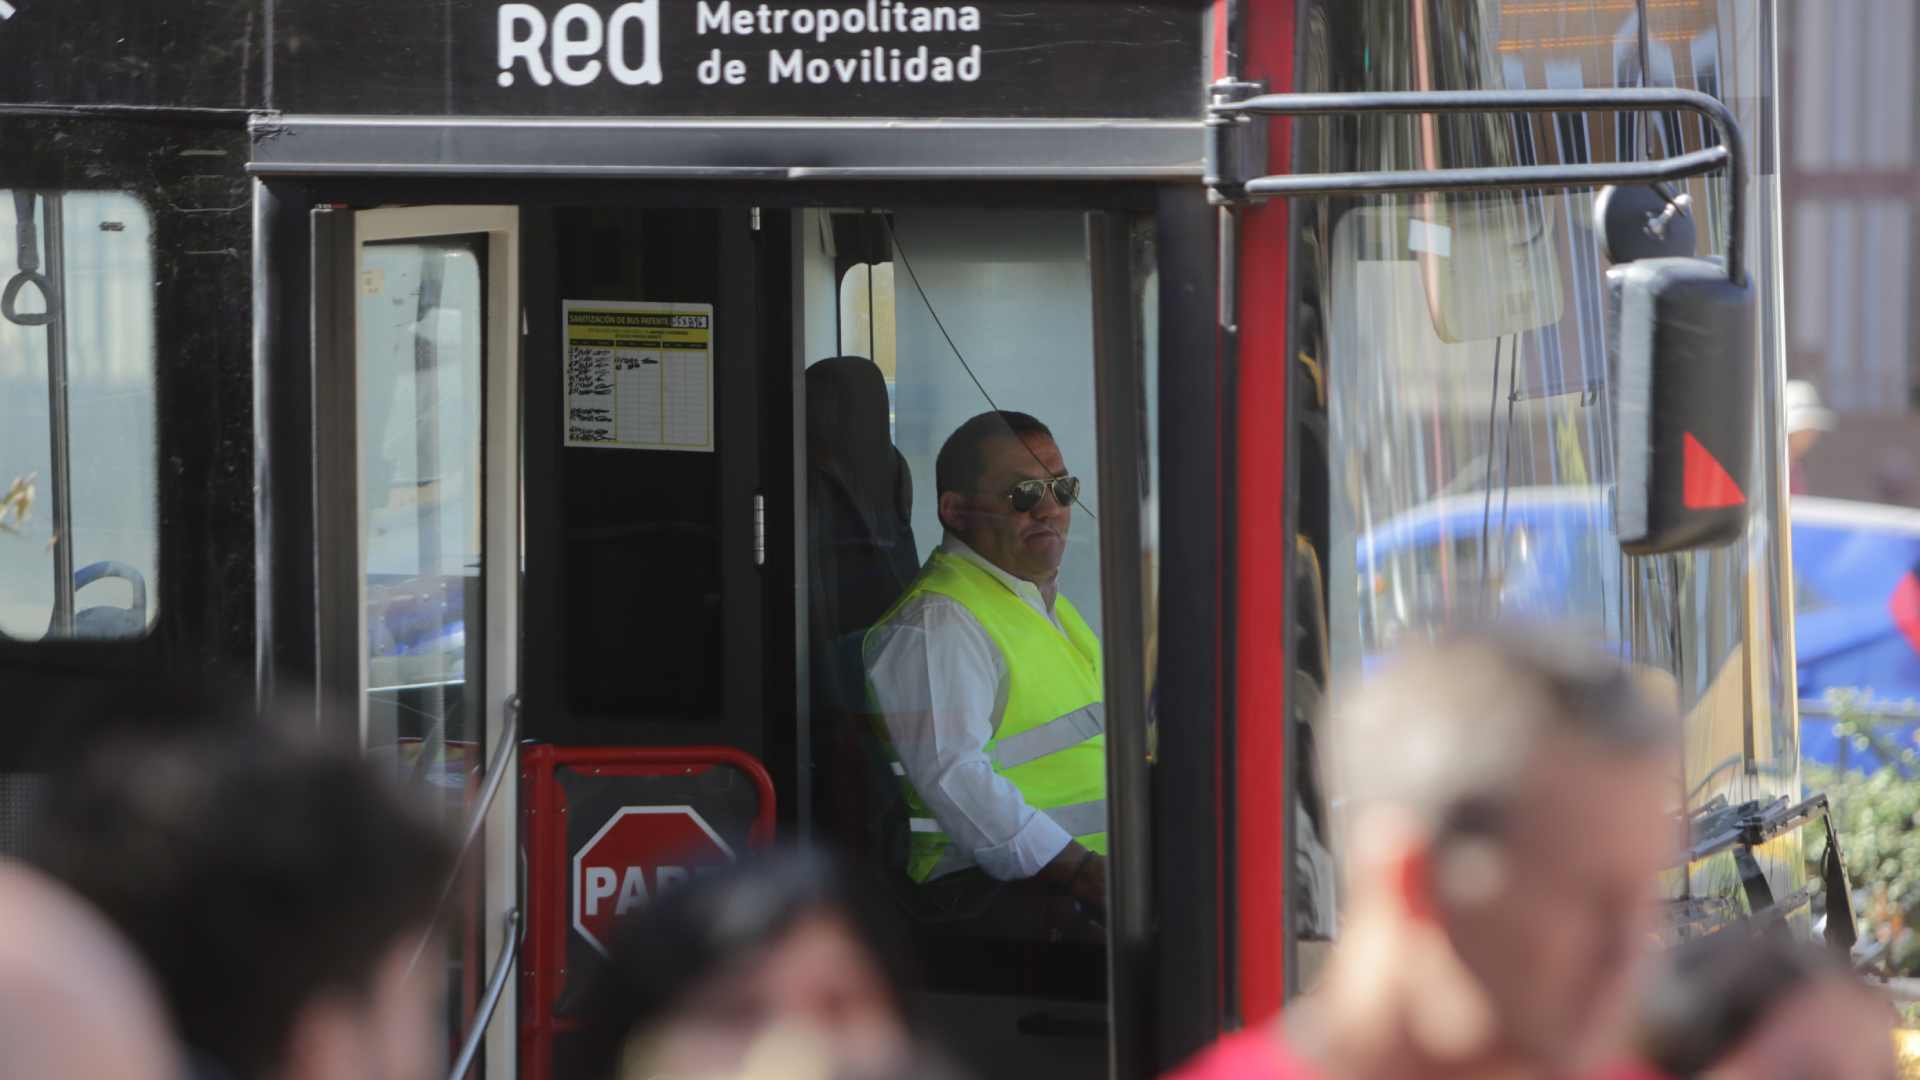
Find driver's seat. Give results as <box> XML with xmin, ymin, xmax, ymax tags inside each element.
<box><xmin>803</xmin><ymin>356</ymin><xmax>920</xmax><ymax>868</ymax></box>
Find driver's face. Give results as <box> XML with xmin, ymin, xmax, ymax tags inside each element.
<box><xmin>942</xmin><ymin>434</ymin><xmax>1072</xmax><ymax>586</ymax></box>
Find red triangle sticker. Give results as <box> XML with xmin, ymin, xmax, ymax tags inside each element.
<box><xmin>1683</xmin><ymin>432</ymin><xmax>1745</xmax><ymax>510</ymax></box>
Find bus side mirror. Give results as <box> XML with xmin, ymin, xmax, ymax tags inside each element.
<box><xmin>1611</xmin><ymin>257</ymin><xmax>1756</xmax><ymax>555</ymax></box>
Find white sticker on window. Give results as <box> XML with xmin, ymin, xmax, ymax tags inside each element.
<box><xmin>1408</xmin><ymin>218</ymin><xmax>1452</xmax><ymax>258</ymax></box>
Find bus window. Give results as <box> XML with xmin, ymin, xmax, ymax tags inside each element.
<box><xmin>801</xmin><ymin>207</ymin><xmax>1156</xmax><ymax>1072</ymax></box>
<box><xmin>838</xmin><ymin>260</ymin><xmax>899</xmax><ymax>438</ymax></box>
<box><xmin>0</xmin><ymin>190</ymin><xmax>159</xmax><ymax>641</ymax></box>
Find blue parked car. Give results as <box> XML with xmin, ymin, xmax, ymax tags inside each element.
<box><xmin>1790</xmin><ymin>496</ymin><xmax>1920</xmax><ymax>770</ymax></box>
<box><xmin>1355</xmin><ymin>490</ymin><xmax>1920</xmax><ymax>771</ymax></box>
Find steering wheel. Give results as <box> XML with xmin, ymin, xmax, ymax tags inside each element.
<box><xmin>56</xmin><ymin>561</ymin><xmax>148</xmax><ymax>639</ymax></box>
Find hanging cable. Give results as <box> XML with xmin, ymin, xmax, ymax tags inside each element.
<box><xmin>1478</xmin><ymin>336</ymin><xmax>1505</xmax><ymax>605</ymax></box>
<box><xmin>1497</xmin><ymin>335</ymin><xmax>1519</xmax><ymax>568</ymax></box>
<box><xmin>883</xmin><ymin>215</ymin><xmax>1096</xmax><ymax>520</ymax></box>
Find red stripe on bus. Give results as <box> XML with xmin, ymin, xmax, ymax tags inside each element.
<box><xmin>1234</xmin><ymin>0</ymin><xmax>1297</xmax><ymax>1029</ymax></box>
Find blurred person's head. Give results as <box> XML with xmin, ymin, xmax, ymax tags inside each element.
<box><xmin>1636</xmin><ymin>927</ymin><xmax>1894</xmax><ymax>1080</ymax></box>
<box><xmin>1786</xmin><ymin>379</ymin><xmax>1834</xmax><ymax>465</ymax></box>
<box><xmin>936</xmin><ymin>411</ymin><xmax>1073</xmax><ymax>588</ymax></box>
<box><xmin>1318</xmin><ymin>625</ymin><xmax>1682</xmax><ymax>1076</ymax></box>
<box><xmin>575</xmin><ymin>849</ymin><xmax>913</xmax><ymax>1080</ymax></box>
<box><xmin>27</xmin><ymin>728</ymin><xmax>455</xmax><ymax>1080</ymax></box>
<box><xmin>0</xmin><ymin>861</ymin><xmax>180</xmax><ymax>1080</ymax></box>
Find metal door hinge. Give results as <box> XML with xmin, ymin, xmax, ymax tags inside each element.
<box><xmin>1206</xmin><ymin>79</ymin><xmax>1268</xmax><ymax>206</ymax></box>
<box><xmin>753</xmin><ymin>493</ymin><xmax>766</xmax><ymax>566</ymax></box>
<box><xmin>751</xmin><ymin>207</ymin><xmax>762</xmax><ymax>232</ymax></box>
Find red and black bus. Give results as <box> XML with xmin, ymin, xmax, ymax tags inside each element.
<box><xmin>0</xmin><ymin>1</ymin><xmax>1841</xmax><ymax>1077</ymax></box>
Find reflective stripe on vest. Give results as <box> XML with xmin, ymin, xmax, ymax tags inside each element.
<box><xmin>908</xmin><ymin>798</ymin><xmax>1106</xmax><ymax>843</ymax></box>
<box><xmin>902</xmin><ymin>791</ymin><xmax>1105</xmax><ymax>876</ymax></box>
<box><xmin>1044</xmin><ymin>799</ymin><xmax>1108</xmax><ymax>838</ymax></box>
<box><xmin>868</xmin><ymin>549</ymin><xmax>1105</xmax><ymax>882</ymax></box>
<box><xmin>989</xmin><ymin>702</ymin><xmax>1105</xmax><ymax>770</ymax></box>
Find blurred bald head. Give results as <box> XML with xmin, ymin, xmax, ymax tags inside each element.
<box><xmin>1318</xmin><ymin>625</ymin><xmax>1684</xmax><ymax>1076</ymax></box>
<box><xmin>0</xmin><ymin>861</ymin><xmax>179</xmax><ymax>1080</ymax></box>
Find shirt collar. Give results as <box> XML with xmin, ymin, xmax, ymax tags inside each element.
<box><xmin>939</xmin><ymin>532</ymin><xmax>1055</xmax><ymax>615</ymax></box>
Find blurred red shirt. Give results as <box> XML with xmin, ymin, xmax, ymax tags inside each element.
<box><xmin>1164</xmin><ymin>1030</ymin><xmax>1316</xmax><ymax>1080</ymax></box>
<box><xmin>1164</xmin><ymin>1030</ymin><xmax>1670</xmax><ymax>1080</ymax></box>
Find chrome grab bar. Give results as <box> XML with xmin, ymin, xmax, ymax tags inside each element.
<box><xmin>1209</xmin><ymin>86</ymin><xmax>1749</xmax><ymax>284</ymax></box>
<box><xmin>408</xmin><ymin>696</ymin><xmax>522</xmax><ymax>977</ymax></box>
<box><xmin>456</xmin><ymin>696</ymin><xmax>522</xmax><ymax>872</ymax></box>
<box><xmin>447</xmin><ymin>907</ymin><xmax>521</xmax><ymax>1080</ymax></box>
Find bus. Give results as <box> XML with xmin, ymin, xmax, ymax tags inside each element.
<box><xmin>0</xmin><ymin>1</ymin><xmax>1838</xmax><ymax>1077</ymax></box>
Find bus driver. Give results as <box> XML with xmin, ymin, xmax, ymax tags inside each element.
<box><xmin>864</xmin><ymin>411</ymin><xmax>1108</xmax><ymax>929</ymax></box>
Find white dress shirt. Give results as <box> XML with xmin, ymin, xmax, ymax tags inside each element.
<box><xmin>864</xmin><ymin>534</ymin><xmax>1079</xmax><ymax>881</ymax></box>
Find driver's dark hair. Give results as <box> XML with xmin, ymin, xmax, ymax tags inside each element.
<box><xmin>27</xmin><ymin>725</ymin><xmax>453</xmax><ymax>1080</ymax></box>
<box><xmin>935</xmin><ymin>411</ymin><xmax>1054</xmax><ymax>498</ymax></box>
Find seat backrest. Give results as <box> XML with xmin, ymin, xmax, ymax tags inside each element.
<box><xmin>806</xmin><ymin>356</ymin><xmax>920</xmax><ymax>652</ymax></box>
<box><xmin>804</xmin><ymin>357</ymin><xmax>920</xmax><ymax>865</ymax></box>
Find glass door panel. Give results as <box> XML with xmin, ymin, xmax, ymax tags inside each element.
<box><xmin>359</xmin><ymin>234</ymin><xmax>487</xmax><ymax>772</ymax></box>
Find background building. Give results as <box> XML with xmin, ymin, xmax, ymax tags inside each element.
<box><xmin>1781</xmin><ymin>0</ymin><xmax>1920</xmax><ymax>505</ymax></box>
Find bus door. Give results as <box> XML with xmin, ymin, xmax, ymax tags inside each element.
<box><xmin>504</xmin><ymin>197</ymin><xmax>1158</xmax><ymax>1080</ymax></box>
<box><xmin>309</xmin><ymin>204</ymin><xmax>524</xmax><ymax>1076</ymax></box>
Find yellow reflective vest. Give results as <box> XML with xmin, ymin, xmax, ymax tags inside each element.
<box><xmin>867</xmin><ymin>549</ymin><xmax>1107</xmax><ymax>882</ymax></box>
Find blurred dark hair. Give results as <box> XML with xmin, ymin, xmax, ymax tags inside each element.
<box><xmin>571</xmin><ymin>847</ymin><xmax>917</xmax><ymax>1080</ymax></box>
<box><xmin>25</xmin><ymin>726</ymin><xmax>454</xmax><ymax>1080</ymax></box>
<box><xmin>2</xmin><ymin>669</ymin><xmax>250</xmax><ymax>775</ymax></box>
<box><xmin>1637</xmin><ymin>926</ymin><xmax>1854</xmax><ymax>1078</ymax></box>
<box><xmin>935</xmin><ymin>411</ymin><xmax>1055</xmax><ymax>498</ymax></box>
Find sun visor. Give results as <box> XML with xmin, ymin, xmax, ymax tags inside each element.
<box><xmin>1413</xmin><ymin>193</ymin><xmax>1564</xmax><ymax>344</ymax></box>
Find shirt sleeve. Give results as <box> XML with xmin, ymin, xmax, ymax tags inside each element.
<box><xmin>864</xmin><ymin>595</ymin><xmax>1075</xmax><ymax>881</ymax></box>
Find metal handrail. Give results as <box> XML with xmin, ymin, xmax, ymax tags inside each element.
<box><xmin>447</xmin><ymin>907</ymin><xmax>520</xmax><ymax>1080</ymax></box>
<box><xmin>1243</xmin><ymin>146</ymin><xmax>1727</xmax><ymax>201</ymax></box>
<box><xmin>1211</xmin><ymin>86</ymin><xmax>1749</xmax><ymax>284</ymax></box>
<box><xmin>455</xmin><ymin>696</ymin><xmax>522</xmax><ymax>871</ymax></box>
<box><xmin>408</xmin><ymin>696</ymin><xmax>521</xmax><ymax>977</ymax></box>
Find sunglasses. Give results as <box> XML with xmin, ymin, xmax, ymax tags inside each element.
<box><xmin>1002</xmin><ymin>475</ymin><xmax>1081</xmax><ymax>513</ymax></box>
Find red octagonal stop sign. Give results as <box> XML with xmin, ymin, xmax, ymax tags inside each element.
<box><xmin>572</xmin><ymin>805</ymin><xmax>736</xmax><ymax>956</ymax></box>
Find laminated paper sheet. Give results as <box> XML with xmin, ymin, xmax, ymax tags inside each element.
<box><xmin>562</xmin><ymin>300</ymin><xmax>714</xmax><ymax>452</ymax></box>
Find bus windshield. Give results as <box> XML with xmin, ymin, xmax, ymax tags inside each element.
<box><xmin>1303</xmin><ymin>0</ymin><xmax>1795</xmax><ymax>823</ymax></box>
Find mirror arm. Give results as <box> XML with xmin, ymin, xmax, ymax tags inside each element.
<box><xmin>1211</xmin><ymin>86</ymin><xmax>1748</xmax><ymax>285</ymax></box>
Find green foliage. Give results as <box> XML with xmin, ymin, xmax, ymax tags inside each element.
<box><xmin>1810</xmin><ymin>690</ymin><xmax>1920</xmax><ymax>974</ymax></box>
